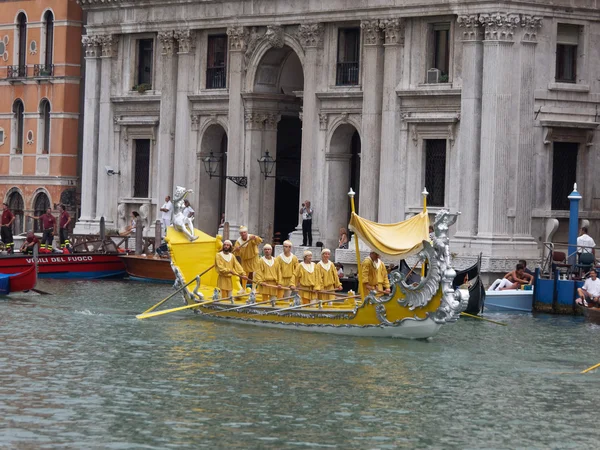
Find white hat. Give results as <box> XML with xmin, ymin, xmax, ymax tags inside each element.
<box><xmin>239</xmin><ymin>225</ymin><xmax>248</xmax><ymax>232</ymax></box>
<box><xmin>303</xmin><ymin>250</ymin><xmax>312</xmax><ymax>257</ymax></box>
<box><xmin>283</xmin><ymin>240</ymin><xmax>293</xmax><ymax>246</ymax></box>
<box><xmin>223</xmin><ymin>240</ymin><xmax>232</xmax><ymax>246</ymax></box>
<box><xmin>263</xmin><ymin>244</ymin><xmax>272</xmax><ymax>250</ymax></box>
<box><xmin>321</xmin><ymin>248</ymin><xmax>331</xmax><ymax>255</ymax></box>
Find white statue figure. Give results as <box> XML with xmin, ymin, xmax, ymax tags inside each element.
<box><xmin>172</xmin><ymin>186</ymin><xmax>198</xmax><ymax>241</ymax></box>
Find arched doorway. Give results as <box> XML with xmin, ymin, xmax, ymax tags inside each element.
<box><xmin>199</xmin><ymin>123</ymin><xmax>227</xmax><ymax>235</ymax></box>
<box><xmin>252</xmin><ymin>44</ymin><xmax>304</xmax><ymax>241</ymax></box>
<box><xmin>6</xmin><ymin>189</ymin><xmax>24</xmax><ymax>234</ymax></box>
<box><xmin>32</xmin><ymin>191</ymin><xmax>51</xmax><ymax>233</ymax></box>
<box><xmin>326</xmin><ymin>124</ymin><xmax>361</xmax><ymax>247</ymax></box>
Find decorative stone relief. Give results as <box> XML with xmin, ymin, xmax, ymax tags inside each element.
<box><xmin>117</xmin><ymin>203</ymin><xmax>126</xmax><ymax>228</ymax></box>
<box><xmin>26</xmin><ymin>130</ymin><xmax>34</xmax><ymax>145</ymax></box>
<box><xmin>227</xmin><ymin>26</ymin><xmax>248</xmax><ymax>52</ymax></box>
<box><xmin>174</xmin><ymin>29</ymin><xmax>195</xmax><ymax>54</ymax></box>
<box><xmin>139</xmin><ymin>203</ymin><xmax>150</xmax><ymax>227</ymax></box>
<box><xmin>244</xmin><ymin>111</ymin><xmax>266</xmax><ymax>130</ymax></box>
<box><xmin>191</xmin><ymin>114</ymin><xmax>200</xmax><ymax>131</ymax></box>
<box><xmin>319</xmin><ymin>113</ymin><xmax>328</xmax><ymax>130</ymax></box>
<box><xmin>520</xmin><ymin>16</ymin><xmax>543</xmax><ymax>43</ymax></box>
<box><xmin>380</xmin><ymin>18</ymin><xmax>404</xmax><ymax>46</ymax></box>
<box><xmin>99</xmin><ymin>34</ymin><xmax>119</xmax><ymax>58</ymax></box>
<box><xmin>457</xmin><ymin>15</ymin><xmax>483</xmax><ymax>41</ymax></box>
<box><xmin>361</xmin><ymin>20</ymin><xmax>383</xmax><ymax>46</ymax></box>
<box><xmin>265</xmin><ymin>25</ymin><xmax>284</xmax><ymax>49</ymax></box>
<box><xmin>82</xmin><ymin>35</ymin><xmax>101</xmax><ymax>58</ymax></box>
<box><xmin>157</xmin><ymin>31</ymin><xmax>176</xmax><ymax>56</ymax></box>
<box><xmin>297</xmin><ymin>23</ymin><xmax>324</xmax><ymax>48</ymax></box>
<box><xmin>264</xmin><ymin>113</ymin><xmax>281</xmax><ymax>131</ymax></box>
<box><xmin>29</xmin><ymin>40</ymin><xmax>37</xmax><ymax>55</ymax></box>
<box><xmin>340</xmin><ymin>112</ymin><xmax>349</xmax><ymax>123</ymax></box>
<box><xmin>479</xmin><ymin>13</ymin><xmax>520</xmax><ymax>41</ymax></box>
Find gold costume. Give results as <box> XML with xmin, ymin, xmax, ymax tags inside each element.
<box><xmin>215</xmin><ymin>251</ymin><xmax>246</xmax><ymax>292</ymax></box>
<box><xmin>254</xmin><ymin>256</ymin><xmax>279</xmax><ymax>297</ymax></box>
<box><xmin>293</xmin><ymin>262</ymin><xmax>321</xmax><ymax>303</ymax></box>
<box><xmin>235</xmin><ymin>235</ymin><xmax>263</xmax><ymax>273</ymax></box>
<box><xmin>317</xmin><ymin>260</ymin><xmax>342</xmax><ymax>301</ymax></box>
<box><xmin>361</xmin><ymin>256</ymin><xmax>390</xmax><ymax>292</ymax></box>
<box><xmin>277</xmin><ymin>253</ymin><xmax>298</xmax><ymax>299</ymax></box>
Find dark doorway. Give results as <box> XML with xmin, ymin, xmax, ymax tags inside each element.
<box><xmin>425</xmin><ymin>139</ymin><xmax>447</xmax><ymax>207</ymax></box>
<box><xmin>274</xmin><ymin>116</ymin><xmax>302</xmax><ymax>240</ymax></box>
<box><xmin>33</xmin><ymin>193</ymin><xmax>51</xmax><ymax>233</ymax></box>
<box><xmin>133</xmin><ymin>139</ymin><xmax>150</xmax><ymax>198</ymax></box>
<box><xmin>551</xmin><ymin>142</ymin><xmax>578</xmax><ymax>210</ymax></box>
<box><xmin>7</xmin><ymin>191</ymin><xmax>24</xmax><ymax>234</ymax></box>
<box><xmin>350</xmin><ymin>131</ymin><xmax>361</xmax><ymax>215</ymax></box>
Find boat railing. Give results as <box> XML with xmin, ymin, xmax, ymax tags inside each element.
<box><xmin>541</xmin><ymin>241</ymin><xmax>598</xmax><ymax>279</ymax></box>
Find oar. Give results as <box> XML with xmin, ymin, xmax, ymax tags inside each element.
<box><xmin>581</xmin><ymin>362</ymin><xmax>600</xmax><ymax>374</ymax></box>
<box><xmin>136</xmin><ymin>297</ymin><xmax>227</xmax><ymax>320</ymax></box>
<box><xmin>248</xmin><ymin>297</ymin><xmax>352</xmax><ymax>316</ymax></box>
<box><xmin>460</xmin><ymin>312</ymin><xmax>507</xmax><ymax>326</ymax></box>
<box><xmin>140</xmin><ymin>275</ymin><xmax>200</xmax><ymax>315</ymax></box>
<box><xmin>31</xmin><ymin>288</ymin><xmax>51</xmax><ymax>295</ymax></box>
<box><xmin>204</xmin><ymin>294</ymin><xmax>298</xmax><ymax>316</ymax></box>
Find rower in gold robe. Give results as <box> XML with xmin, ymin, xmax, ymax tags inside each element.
<box><xmin>215</xmin><ymin>240</ymin><xmax>246</xmax><ymax>299</ymax></box>
<box><xmin>361</xmin><ymin>251</ymin><xmax>391</xmax><ymax>295</ymax></box>
<box><xmin>233</xmin><ymin>225</ymin><xmax>263</xmax><ymax>290</ymax></box>
<box><xmin>276</xmin><ymin>240</ymin><xmax>298</xmax><ymax>300</ymax></box>
<box><xmin>316</xmin><ymin>248</ymin><xmax>342</xmax><ymax>301</ymax></box>
<box><xmin>254</xmin><ymin>244</ymin><xmax>279</xmax><ymax>303</ymax></box>
<box><xmin>291</xmin><ymin>250</ymin><xmax>321</xmax><ymax>305</ymax></box>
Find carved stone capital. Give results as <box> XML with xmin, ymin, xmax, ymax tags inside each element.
<box><xmin>244</xmin><ymin>111</ymin><xmax>266</xmax><ymax>130</ymax></box>
<box><xmin>264</xmin><ymin>112</ymin><xmax>281</xmax><ymax>131</ymax></box>
<box><xmin>227</xmin><ymin>26</ymin><xmax>248</xmax><ymax>52</ymax></box>
<box><xmin>379</xmin><ymin>18</ymin><xmax>404</xmax><ymax>46</ymax></box>
<box><xmin>99</xmin><ymin>34</ymin><xmax>119</xmax><ymax>58</ymax></box>
<box><xmin>157</xmin><ymin>31</ymin><xmax>176</xmax><ymax>56</ymax></box>
<box><xmin>479</xmin><ymin>13</ymin><xmax>520</xmax><ymax>42</ymax></box>
<box><xmin>319</xmin><ymin>112</ymin><xmax>328</xmax><ymax>130</ymax></box>
<box><xmin>457</xmin><ymin>15</ymin><xmax>484</xmax><ymax>41</ymax></box>
<box><xmin>297</xmin><ymin>23</ymin><xmax>325</xmax><ymax>49</ymax></box>
<box><xmin>520</xmin><ymin>15</ymin><xmax>543</xmax><ymax>43</ymax></box>
<box><xmin>265</xmin><ymin>25</ymin><xmax>285</xmax><ymax>49</ymax></box>
<box><xmin>361</xmin><ymin>20</ymin><xmax>383</xmax><ymax>46</ymax></box>
<box><xmin>174</xmin><ymin>29</ymin><xmax>196</xmax><ymax>54</ymax></box>
<box><xmin>82</xmin><ymin>35</ymin><xmax>101</xmax><ymax>58</ymax></box>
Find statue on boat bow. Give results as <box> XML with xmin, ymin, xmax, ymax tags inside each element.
<box><xmin>172</xmin><ymin>186</ymin><xmax>198</xmax><ymax>241</ymax></box>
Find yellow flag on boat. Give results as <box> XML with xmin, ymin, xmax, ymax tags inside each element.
<box><xmin>349</xmin><ymin>210</ymin><xmax>430</xmax><ymax>258</ymax></box>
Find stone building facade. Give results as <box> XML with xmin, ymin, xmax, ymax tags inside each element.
<box><xmin>75</xmin><ymin>0</ymin><xmax>599</xmax><ymax>271</ymax></box>
<box><xmin>0</xmin><ymin>0</ymin><xmax>82</xmax><ymax>235</ymax></box>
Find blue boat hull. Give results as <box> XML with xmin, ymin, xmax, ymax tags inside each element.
<box><xmin>485</xmin><ymin>290</ymin><xmax>534</xmax><ymax>312</ymax></box>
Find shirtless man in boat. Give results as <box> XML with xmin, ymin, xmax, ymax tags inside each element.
<box><xmin>488</xmin><ymin>264</ymin><xmax>533</xmax><ymax>291</ymax></box>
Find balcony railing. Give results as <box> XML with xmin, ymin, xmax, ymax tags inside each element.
<box><xmin>206</xmin><ymin>66</ymin><xmax>227</xmax><ymax>89</ymax></box>
<box><xmin>335</xmin><ymin>61</ymin><xmax>359</xmax><ymax>86</ymax></box>
<box><xmin>7</xmin><ymin>65</ymin><xmax>27</xmax><ymax>78</ymax></box>
<box><xmin>34</xmin><ymin>64</ymin><xmax>54</xmax><ymax>77</ymax></box>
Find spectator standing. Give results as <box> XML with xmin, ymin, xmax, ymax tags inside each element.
<box><xmin>182</xmin><ymin>200</ymin><xmax>195</xmax><ymax>221</ymax></box>
<box><xmin>58</xmin><ymin>204</ymin><xmax>72</xmax><ymax>251</ymax></box>
<box><xmin>300</xmin><ymin>200</ymin><xmax>313</xmax><ymax>247</ymax></box>
<box><xmin>338</xmin><ymin>227</ymin><xmax>349</xmax><ymax>249</ymax></box>
<box><xmin>27</xmin><ymin>208</ymin><xmax>56</xmax><ymax>251</ymax></box>
<box><xmin>1</xmin><ymin>203</ymin><xmax>15</xmax><ymax>254</ymax></box>
<box><xmin>160</xmin><ymin>195</ymin><xmax>173</xmax><ymax>233</ymax></box>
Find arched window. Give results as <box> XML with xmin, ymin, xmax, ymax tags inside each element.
<box><xmin>33</xmin><ymin>192</ymin><xmax>50</xmax><ymax>233</ymax></box>
<box><xmin>40</xmin><ymin>99</ymin><xmax>51</xmax><ymax>154</ymax></box>
<box><xmin>12</xmin><ymin>99</ymin><xmax>24</xmax><ymax>154</ymax></box>
<box><xmin>7</xmin><ymin>190</ymin><xmax>24</xmax><ymax>235</ymax></box>
<box><xmin>43</xmin><ymin>11</ymin><xmax>54</xmax><ymax>67</ymax></box>
<box><xmin>16</xmin><ymin>13</ymin><xmax>27</xmax><ymax>76</ymax></box>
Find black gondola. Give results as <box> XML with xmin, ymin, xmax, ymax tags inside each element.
<box><xmin>452</xmin><ymin>253</ymin><xmax>485</xmax><ymax>315</ymax></box>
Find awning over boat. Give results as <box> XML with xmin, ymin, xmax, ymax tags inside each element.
<box><xmin>349</xmin><ymin>210</ymin><xmax>430</xmax><ymax>258</ymax></box>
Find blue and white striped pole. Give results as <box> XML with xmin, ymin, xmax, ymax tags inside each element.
<box><xmin>567</xmin><ymin>183</ymin><xmax>582</xmax><ymax>267</ymax></box>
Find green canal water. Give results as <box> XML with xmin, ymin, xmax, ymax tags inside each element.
<box><xmin>1</xmin><ymin>280</ymin><xmax>599</xmax><ymax>449</ymax></box>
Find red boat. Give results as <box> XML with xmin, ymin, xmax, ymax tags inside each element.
<box><xmin>0</xmin><ymin>265</ymin><xmax>37</xmax><ymax>294</ymax></box>
<box><xmin>0</xmin><ymin>240</ymin><xmax>126</xmax><ymax>279</ymax></box>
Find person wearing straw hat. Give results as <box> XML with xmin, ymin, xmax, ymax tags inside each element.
<box><xmin>254</xmin><ymin>244</ymin><xmax>279</xmax><ymax>303</ymax></box>
<box><xmin>290</xmin><ymin>250</ymin><xmax>321</xmax><ymax>305</ymax></box>
<box><xmin>277</xmin><ymin>240</ymin><xmax>298</xmax><ymax>300</ymax></box>
<box><xmin>317</xmin><ymin>248</ymin><xmax>342</xmax><ymax>301</ymax></box>
<box><xmin>361</xmin><ymin>251</ymin><xmax>391</xmax><ymax>295</ymax></box>
<box><xmin>215</xmin><ymin>240</ymin><xmax>246</xmax><ymax>300</ymax></box>
<box><xmin>234</xmin><ymin>226</ymin><xmax>263</xmax><ymax>290</ymax></box>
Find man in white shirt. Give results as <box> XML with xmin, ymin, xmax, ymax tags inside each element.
<box><xmin>576</xmin><ymin>269</ymin><xmax>600</xmax><ymax>307</ymax></box>
<box><xmin>577</xmin><ymin>227</ymin><xmax>596</xmax><ymax>260</ymax></box>
<box><xmin>159</xmin><ymin>195</ymin><xmax>172</xmax><ymax>234</ymax></box>
<box><xmin>182</xmin><ymin>199</ymin><xmax>195</xmax><ymax>221</ymax></box>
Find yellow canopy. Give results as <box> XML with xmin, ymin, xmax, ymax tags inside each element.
<box><xmin>349</xmin><ymin>210</ymin><xmax>430</xmax><ymax>258</ymax></box>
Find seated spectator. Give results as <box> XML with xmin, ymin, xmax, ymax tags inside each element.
<box><xmin>576</xmin><ymin>269</ymin><xmax>600</xmax><ymax>307</ymax></box>
<box><xmin>519</xmin><ymin>259</ymin><xmax>535</xmax><ymax>277</ymax></box>
<box><xmin>488</xmin><ymin>264</ymin><xmax>533</xmax><ymax>291</ymax></box>
<box><xmin>20</xmin><ymin>232</ymin><xmax>40</xmax><ymax>254</ymax></box>
<box><xmin>335</xmin><ymin>262</ymin><xmax>344</xmax><ymax>278</ymax></box>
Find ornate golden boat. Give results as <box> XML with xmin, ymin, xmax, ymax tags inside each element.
<box><xmin>138</xmin><ymin>189</ymin><xmax>468</xmax><ymax>339</ymax></box>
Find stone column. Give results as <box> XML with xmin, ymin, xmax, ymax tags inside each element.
<box><xmin>378</xmin><ymin>19</ymin><xmax>404</xmax><ymax>223</ymax></box>
<box><xmin>476</xmin><ymin>13</ymin><xmax>520</xmax><ymax>239</ymax></box>
<box><xmin>295</xmin><ymin>23</ymin><xmax>325</xmax><ymax>244</ymax></box>
<box><xmin>454</xmin><ymin>15</ymin><xmax>484</xmax><ymax>239</ymax></box>
<box><xmin>95</xmin><ymin>35</ymin><xmax>118</xmax><ymax>227</ymax></box>
<box><xmin>260</xmin><ymin>113</ymin><xmax>280</xmax><ymax>240</ymax></box>
<box><xmin>359</xmin><ymin>20</ymin><xmax>384</xmax><ymax>221</ymax></box>
<box><xmin>74</xmin><ymin>36</ymin><xmax>102</xmax><ymax>233</ymax></box>
<box><xmin>514</xmin><ymin>17</ymin><xmax>542</xmax><ymax>239</ymax></box>
<box><xmin>172</xmin><ymin>30</ymin><xmax>196</xmax><ymax>193</ymax></box>
<box><xmin>157</xmin><ymin>31</ymin><xmax>177</xmax><ymax>212</ymax></box>
<box><xmin>244</xmin><ymin>111</ymin><xmax>265</xmax><ymax>233</ymax></box>
<box><xmin>225</xmin><ymin>26</ymin><xmax>248</xmax><ymax>232</ymax></box>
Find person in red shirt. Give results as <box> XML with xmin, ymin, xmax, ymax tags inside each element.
<box><xmin>58</xmin><ymin>204</ymin><xmax>72</xmax><ymax>251</ymax></box>
<box><xmin>28</xmin><ymin>208</ymin><xmax>57</xmax><ymax>251</ymax></box>
<box><xmin>1</xmin><ymin>202</ymin><xmax>15</xmax><ymax>254</ymax></box>
<box><xmin>20</xmin><ymin>231</ymin><xmax>40</xmax><ymax>255</ymax></box>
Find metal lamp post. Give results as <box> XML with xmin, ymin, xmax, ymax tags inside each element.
<box><xmin>201</xmin><ymin>152</ymin><xmax>247</xmax><ymax>188</ymax></box>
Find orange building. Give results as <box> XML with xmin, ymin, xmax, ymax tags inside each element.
<box><xmin>0</xmin><ymin>0</ymin><xmax>81</xmax><ymax>234</ymax></box>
